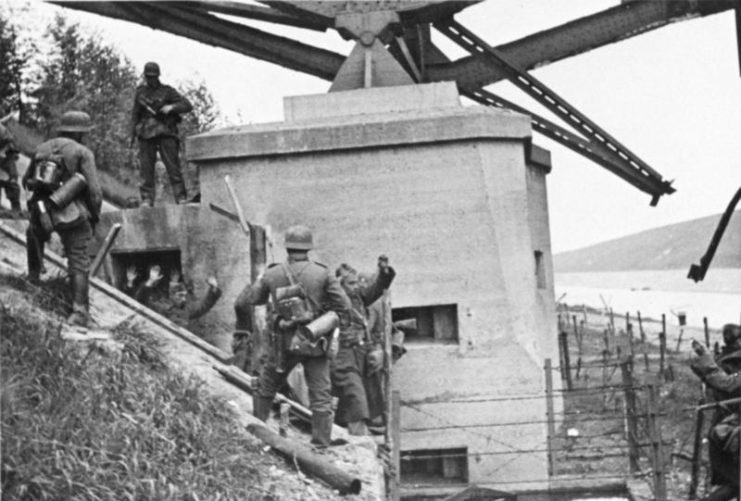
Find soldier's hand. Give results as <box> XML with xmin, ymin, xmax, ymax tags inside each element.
<box><xmin>367</xmin><ymin>348</ymin><xmax>384</xmax><ymax>374</ymax></box>
<box><xmin>146</xmin><ymin>265</ymin><xmax>163</xmax><ymax>287</ymax></box>
<box><xmin>160</xmin><ymin>104</ymin><xmax>175</xmax><ymax>115</ymax></box>
<box><xmin>126</xmin><ymin>265</ymin><xmax>138</xmax><ymax>286</ymax></box>
<box><xmin>691</xmin><ymin>339</ymin><xmax>707</xmax><ymax>357</ymax></box>
<box><xmin>207</xmin><ymin>276</ymin><xmax>218</xmax><ymax>289</ymax></box>
<box><xmin>378</xmin><ymin>254</ymin><xmax>389</xmax><ymax>271</ymax></box>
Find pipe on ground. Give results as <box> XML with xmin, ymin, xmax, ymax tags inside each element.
<box><xmin>246</xmin><ymin>423</ymin><xmax>362</xmax><ymax>495</ymax></box>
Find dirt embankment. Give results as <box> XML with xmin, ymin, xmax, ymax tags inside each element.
<box><xmin>0</xmin><ymin>226</ymin><xmax>384</xmax><ymax>501</ymax></box>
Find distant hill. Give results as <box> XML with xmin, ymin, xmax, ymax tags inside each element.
<box><xmin>554</xmin><ymin>211</ymin><xmax>741</xmax><ymax>272</ymax></box>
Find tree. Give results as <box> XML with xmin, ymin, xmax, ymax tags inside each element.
<box><xmin>0</xmin><ymin>8</ymin><xmax>33</xmax><ymax>120</ymax></box>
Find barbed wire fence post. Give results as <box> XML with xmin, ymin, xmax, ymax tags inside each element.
<box><xmin>646</xmin><ymin>383</ymin><xmax>667</xmax><ymax>501</ymax></box>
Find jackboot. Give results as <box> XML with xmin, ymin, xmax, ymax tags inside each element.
<box><xmin>26</xmin><ymin>233</ymin><xmax>45</xmax><ymax>284</ymax></box>
<box><xmin>252</xmin><ymin>396</ymin><xmax>273</xmax><ymax>421</ymax></box>
<box><xmin>67</xmin><ymin>272</ymin><xmax>90</xmax><ymax>327</ymax></box>
<box><xmin>347</xmin><ymin>420</ymin><xmax>369</xmax><ymax>436</ymax></box>
<box><xmin>310</xmin><ymin>411</ymin><xmax>334</xmax><ymax>448</ymax></box>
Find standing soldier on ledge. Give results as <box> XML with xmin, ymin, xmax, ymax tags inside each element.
<box><xmin>130</xmin><ymin>62</ymin><xmax>192</xmax><ymax>207</ymax></box>
<box><xmin>22</xmin><ymin>111</ymin><xmax>102</xmax><ymax>327</ymax></box>
<box><xmin>235</xmin><ymin>225</ymin><xmax>351</xmax><ymax>448</ymax></box>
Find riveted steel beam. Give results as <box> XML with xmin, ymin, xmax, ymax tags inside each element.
<box><xmin>426</xmin><ymin>0</ymin><xmax>735</xmax><ymax>88</ymax></box>
<box><xmin>52</xmin><ymin>1</ymin><xmax>344</xmax><ymax>81</ymax></box>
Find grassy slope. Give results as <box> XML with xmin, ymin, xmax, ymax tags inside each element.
<box><xmin>555</xmin><ymin>211</ymin><xmax>741</xmax><ymax>272</ymax></box>
<box><xmin>0</xmin><ymin>273</ymin><xmax>299</xmax><ymax>500</ymax></box>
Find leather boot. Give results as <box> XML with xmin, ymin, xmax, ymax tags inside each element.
<box><xmin>67</xmin><ymin>272</ymin><xmax>90</xmax><ymax>327</ymax></box>
<box><xmin>310</xmin><ymin>411</ymin><xmax>334</xmax><ymax>448</ymax></box>
<box><xmin>26</xmin><ymin>231</ymin><xmax>44</xmax><ymax>283</ymax></box>
<box><xmin>252</xmin><ymin>396</ymin><xmax>273</xmax><ymax>421</ymax></box>
<box><xmin>347</xmin><ymin>420</ymin><xmax>369</xmax><ymax>436</ymax></box>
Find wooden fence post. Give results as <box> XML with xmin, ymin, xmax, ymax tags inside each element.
<box><xmin>659</xmin><ymin>314</ymin><xmax>667</xmax><ymax>379</ymax></box>
<box><xmin>390</xmin><ymin>390</ymin><xmax>401</xmax><ymax>501</ymax></box>
<box><xmin>559</xmin><ymin>331</ymin><xmax>573</xmax><ymax>391</ymax></box>
<box><xmin>621</xmin><ymin>357</ymin><xmax>640</xmax><ymax>473</ymax></box>
<box><xmin>703</xmin><ymin>317</ymin><xmax>710</xmax><ymax>348</ymax></box>
<box><xmin>646</xmin><ymin>384</ymin><xmax>667</xmax><ymax>501</ymax></box>
<box><xmin>545</xmin><ymin>358</ymin><xmax>557</xmax><ymax>476</ymax></box>
<box><xmin>688</xmin><ymin>399</ymin><xmax>705</xmax><ymax>500</ymax></box>
<box><xmin>637</xmin><ymin>311</ymin><xmax>646</xmax><ymax>344</ymax></box>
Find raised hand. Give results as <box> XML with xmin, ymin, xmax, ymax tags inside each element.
<box><xmin>207</xmin><ymin>276</ymin><xmax>218</xmax><ymax>289</ymax></box>
<box><xmin>126</xmin><ymin>265</ymin><xmax>138</xmax><ymax>287</ymax></box>
<box><xmin>146</xmin><ymin>265</ymin><xmax>163</xmax><ymax>287</ymax></box>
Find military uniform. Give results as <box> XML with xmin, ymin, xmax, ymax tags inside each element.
<box><xmin>131</xmin><ymin>70</ymin><xmax>192</xmax><ymax>205</ymax></box>
<box><xmin>0</xmin><ymin>123</ymin><xmax>21</xmax><ymax>211</ymax></box>
<box><xmin>127</xmin><ymin>280</ymin><xmax>222</xmax><ymax>328</ymax></box>
<box><xmin>244</xmin><ymin>254</ymin><xmax>351</xmax><ymax>446</ymax></box>
<box><xmin>331</xmin><ymin>267</ymin><xmax>394</xmax><ymax>433</ymax></box>
<box><xmin>23</xmin><ymin>122</ymin><xmax>102</xmax><ymax>325</ymax></box>
<box><xmin>691</xmin><ymin>341</ymin><xmax>741</xmax><ymax>497</ymax></box>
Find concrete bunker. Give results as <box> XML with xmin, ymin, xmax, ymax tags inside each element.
<box><xmin>182</xmin><ymin>81</ymin><xmax>561</xmax><ymax>492</ymax></box>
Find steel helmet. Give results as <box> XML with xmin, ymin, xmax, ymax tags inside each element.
<box><xmin>284</xmin><ymin>225</ymin><xmax>313</xmax><ymax>250</ymax></box>
<box><xmin>57</xmin><ymin>111</ymin><xmax>93</xmax><ymax>133</ymax></box>
<box><xmin>143</xmin><ymin>61</ymin><xmax>161</xmax><ymax>76</ymax></box>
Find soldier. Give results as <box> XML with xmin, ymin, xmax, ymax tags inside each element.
<box><xmin>124</xmin><ymin>264</ymin><xmax>222</xmax><ymax>328</ymax></box>
<box><xmin>22</xmin><ymin>111</ymin><xmax>102</xmax><ymax>327</ymax></box>
<box><xmin>130</xmin><ymin>62</ymin><xmax>192</xmax><ymax>207</ymax></box>
<box><xmin>332</xmin><ymin>256</ymin><xmax>395</xmax><ymax>436</ymax></box>
<box><xmin>690</xmin><ymin>325</ymin><xmax>741</xmax><ymax>501</ymax></box>
<box><xmin>235</xmin><ymin>225</ymin><xmax>351</xmax><ymax>447</ymax></box>
<box><xmin>0</xmin><ymin>122</ymin><xmax>21</xmax><ymax>214</ymax></box>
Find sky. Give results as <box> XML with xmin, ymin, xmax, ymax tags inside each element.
<box><xmin>9</xmin><ymin>0</ymin><xmax>741</xmax><ymax>253</ymax></box>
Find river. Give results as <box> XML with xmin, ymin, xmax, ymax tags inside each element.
<box><xmin>555</xmin><ymin>268</ymin><xmax>741</xmax><ymax>329</ymax></box>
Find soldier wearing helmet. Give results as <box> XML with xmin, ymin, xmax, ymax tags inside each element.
<box><xmin>130</xmin><ymin>61</ymin><xmax>193</xmax><ymax>206</ymax></box>
<box><xmin>22</xmin><ymin>110</ymin><xmax>102</xmax><ymax>327</ymax></box>
<box><xmin>234</xmin><ymin>225</ymin><xmax>351</xmax><ymax>448</ymax></box>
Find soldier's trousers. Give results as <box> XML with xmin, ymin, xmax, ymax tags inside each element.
<box><xmin>27</xmin><ymin>219</ymin><xmax>92</xmax><ymax>314</ymax></box>
<box><xmin>0</xmin><ymin>179</ymin><xmax>20</xmax><ymax>209</ymax></box>
<box><xmin>257</xmin><ymin>353</ymin><xmax>333</xmax><ymax>415</ymax></box>
<box><xmin>138</xmin><ymin>135</ymin><xmax>186</xmax><ymax>203</ymax></box>
<box><xmin>27</xmin><ymin>219</ymin><xmax>92</xmax><ymax>277</ymax></box>
<box><xmin>330</xmin><ymin>343</ymin><xmax>369</xmax><ymax>424</ymax></box>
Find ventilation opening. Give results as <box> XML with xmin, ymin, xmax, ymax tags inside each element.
<box><xmin>401</xmin><ymin>447</ymin><xmax>468</xmax><ymax>485</ymax></box>
<box><xmin>392</xmin><ymin>304</ymin><xmax>458</xmax><ymax>343</ymax></box>
<box><xmin>110</xmin><ymin>248</ymin><xmax>182</xmax><ymax>297</ymax></box>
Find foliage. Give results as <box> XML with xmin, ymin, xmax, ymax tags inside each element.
<box><xmin>0</xmin><ymin>274</ymin><xmax>275</xmax><ymax>501</ymax></box>
<box><xmin>0</xmin><ymin>11</ymin><xmax>222</xmax><ymax>204</ymax></box>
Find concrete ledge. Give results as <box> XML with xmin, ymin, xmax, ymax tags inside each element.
<box><xmin>284</xmin><ymin>82</ymin><xmax>461</xmax><ymax>122</ymax></box>
<box><xmin>187</xmin><ymin>106</ymin><xmax>531</xmax><ymax>162</ymax></box>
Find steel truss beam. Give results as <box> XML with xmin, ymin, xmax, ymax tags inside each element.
<box><xmin>426</xmin><ymin>0</ymin><xmax>735</xmax><ymax>88</ymax></box>
<box><xmin>435</xmin><ymin>18</ymin><xmax>674</xmax><ymax>203</ymax></box>
<box><xmin>52</xmin><ymin>1</ymin><xmax>344</xmax><ymax>80</ymax></box>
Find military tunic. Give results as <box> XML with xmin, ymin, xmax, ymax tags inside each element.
<box><xmin>128</xmin><ymin>281</ymin><xmax>222</xmax><ymax>328</ymax></box>
<box><xmin>130</xmin><ymin>81</ymin><xmax>192</xmax><ymax>204</ymax></box>
<box><xmin>23</xmin><ymin>137</ymin><xmax>102</xmax><ymax>277</ymax></box>
<box><xmin>245</xmin><ymin>256</ymin><xmax>351</xmax><ymax>415</ymax></box>
<box><xmin>691</xmin><ymin>349</ymin><xmax>741</xmax><ymax>487</ymax></box>
<box><xmin>331</xmin><ymin>267</ymin><xmax>394</xmax><ymax>425</ymax></box>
